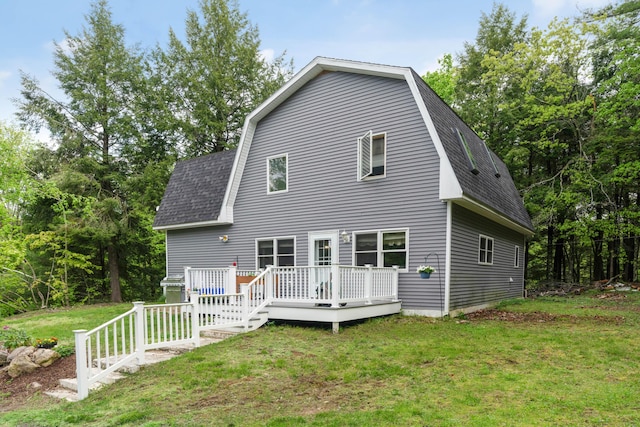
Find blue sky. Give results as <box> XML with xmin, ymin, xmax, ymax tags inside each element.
<box><xmin>0</xmin><ymin>0</ymin><xmax>608</xmax><ymax>136</ymax></box>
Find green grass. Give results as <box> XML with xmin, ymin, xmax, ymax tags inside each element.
<box><xmin>2</xmin><ymin>292</ymin><xmax>640</xmax><ymax>426</ymax></box>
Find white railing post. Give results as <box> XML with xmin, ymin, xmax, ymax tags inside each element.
<box><xmin>265</xmin><ymin>266</ymin><xmax>273</xmax><ymax>299</ymax></box>
<box><xmin>392</xmin><ymin>266</ymin><xmax>399</xmax><ymax>301</ymax></box>
<box><xmin>331</xmin><ymin>264</ymin><xmax>340</xmax><ymax>307</ymax></box>
<box><xmin>133</xmin><ymin>302</ymin><xmax>145</xmax><ymax>365</ymax></box>
<box><xmin>73</xmin><ymin>329</ymin><xmax>89</xmax><ymax>400</ymax></box>
<box><xmin>364</xmin><ymin>264</ymin><xmax>373</xmax><ymax>304</ymax></box>
<box><xmin>228</xmin><ymin>265</ymin><xmax>237</xmax><ymax>294</ymax></box>
<box><xmin>190</xmin><ymin>292</ymin><xmax>201</xmax><ymax>347</ymax></box>
<box><xmin>243</xmin><ymin>290</ymin><xmax>250</xmax><ymax>332</ymax></box>
<box><xmin>184</xmin><ymin>266</ymin><xmax>191</xmax><ymax>296</ymax></box>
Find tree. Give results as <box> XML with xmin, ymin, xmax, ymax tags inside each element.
<box><xmin>422</xmin><ymin>53</ymin><xmax>457</xmax><ymax>106</ymax></box>
<box><xmin>151</xmin><ymin>0</ymin><xmax>293</xmax><ymax>157</ymax></box>
<box><xmin>16</xmin><ymin>0</ymin><xmax>146</xmax><ymax>302</ymax></box>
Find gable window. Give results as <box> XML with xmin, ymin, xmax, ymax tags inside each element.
<box><xmin>478</xmin><ymin>235</ymin><xmax>494</xmax><ymax>265</ymax></box>
<box><xmin>514</xmin><ymin>245</ymin><xmax>520</xmax><ymax>268</ymax></box>
<box><xmin>354</xmin><ymin>230</ymin><xmax>407</xmax><ymax>270</ymax></box>
<box><xmin>257</xmin><ymin>237</ymin><xmax>295</xmax><ymax>269</ymax></box>
<box><xmin>455</xmin><ymin>128</ymin><xmax>479</xmax><ymax>175</ymax></box>
<box><xmin>267</xmin><ymin>154</ymin><xmax>288</xmax><ymax>193</ymax></box>
<box><xmin>358</xmin><ymin>131</ymin><xmax>386</xmax><ymax>180</ymax></box>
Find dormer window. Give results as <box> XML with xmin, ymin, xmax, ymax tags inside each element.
<box><xmin>358</xmin><ymin>131</ymin><xmax>386</xmax><ymax>180</ymax></box>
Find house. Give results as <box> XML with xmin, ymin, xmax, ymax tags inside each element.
<box><xmin>153</xmin><ymin>57</ymin><xmax>534</xmax><ymax>322</ymax></box>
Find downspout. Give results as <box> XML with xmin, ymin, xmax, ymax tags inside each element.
<box><xmin>444</xmin><ymin>201</ymin><xmax>453</xmax><ymax>316</ymax></box>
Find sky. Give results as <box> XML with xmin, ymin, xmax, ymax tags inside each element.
<box><xmin>0</xmin><ymin>0</ymin><xmax>610</xmax><ymax>138</ymax></box>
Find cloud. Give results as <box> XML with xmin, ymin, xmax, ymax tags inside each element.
<box><xmin>259</xmin><ymin>48</ymin><xmax>275</xmax><ymax>63</ymax></box>
<box><xmin>532</xmin><ymin>0</ymin><xmax>611</xmax><ymax>17</ymax></box>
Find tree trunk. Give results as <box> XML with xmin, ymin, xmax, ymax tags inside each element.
<box><xmin>108</xmin><ymin>241</ymin><xmax>122</xmax><ymax>303</ymax></box>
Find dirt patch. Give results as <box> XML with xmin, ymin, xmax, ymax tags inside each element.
<box><xmin>464</xmin><ymin>309</ymin><xmax>625</xmax><ymax>325</ymax></box>
<box><xmin>0</xmin><ymin>354</ymin><xmax>76</xmax><ymax>413</ymax></box>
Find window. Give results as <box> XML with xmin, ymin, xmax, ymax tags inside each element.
<box><xmin>354</xmin><ymin>230</ymin><xmax>407</xmax><ymax>270</ymax></box>
<box><xmin>267</xmin><ymin>154</ymin><xmax>288</xmax><ymax>193</ymax></box>
<box><xmin>358</xmin><ymin>131</ymin><xmax>386</xmax><ymax>180</ymax></box>
<box><xmin>257</xmin><ymin>238</ymin><xmax>295</xmax><ymax>269</ymax></box>
<box><xmin>455</xmin><ymin>128</ymin><xmax>479</xmax><ymax>175</ymax></box>
<box><xmin>478</xmin><ymin>235</ymin><xmax>494</xmax><ymax>265</ymax></box>
<box><xmin>514</xmin><ymin>245</ymin><xmax>520</xmax><ymax>268</ymax></box>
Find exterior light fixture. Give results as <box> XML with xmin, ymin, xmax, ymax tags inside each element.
<box><xmin>219</xmin><ymin>235</ymin><xmax>229</xmax><ymax>243</ymax></box>
<box><xmin>341</xmin><ymin>230</ymin><xmax>350</xmax><ymax>243</ymax></box>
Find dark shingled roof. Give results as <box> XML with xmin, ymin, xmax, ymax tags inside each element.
<box><xmin>153</xmin><ymin>150</ymin><xmax>236</xmax><ymax>228</ymax></box>
<box><xmin>411</xmin><ymin>70</ymin><xmax>534</xmax><ymax>231</ymax></box>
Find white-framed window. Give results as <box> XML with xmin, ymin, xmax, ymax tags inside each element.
<box><xmin>358</xmin><ymin>131</ymin><xmax>386</xmax><ymax>180</ymax></box>
<box><xmin>267</xmin><ymin>154</ymin><xmax>288</xmax><ymax>193</ymax></box>
<box><xmin>353</xmin><ymin>229</ymin><xmax>408</xmax><ymax>270</ymax></box>
<box><xmin>514</xmin><ymin>245</ymin><xmax>520</xmax><ymax>268</ymax></box>
<box><xmin>478</xmin><ymin>235</ymin><xmax>494</xmax><ymax>265</ymax></box>
<box><xmin>256</xmin><ymin>237</ymin><xmax>295</xmax><ymax>269</ymax></box>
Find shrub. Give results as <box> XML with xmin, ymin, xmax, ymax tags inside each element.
<box><xmin>0</xmin><ymin>325</ymin><xmax>32</xmax><ymax>350</ymax></box>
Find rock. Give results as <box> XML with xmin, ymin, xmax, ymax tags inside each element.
<box><xmin>0</xmin><ymin>349</ymin><xmax>8</xmax><ymax>367</ymax></box>
<box><xmin>33</xmin><ymin>348</ymin><xmax>61</xmax><ymax>367</ymax></box>
<box><xmin>7</xmin><ymin>354</ymin><xmax>40</xmax><ymax>378</ymax></box>
<box><xmin>30</xmin><ymin>381</ymin><xmax>43</xmax><ymax>389</ymax></box>
<box><xmin>7</xmin><ymin>346</ymin><xmax>35</xmax><ymax>363</ymax></box>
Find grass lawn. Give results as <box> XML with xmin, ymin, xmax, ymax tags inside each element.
<box><xmin>1</xmin><ymin>292</ymin><xmax>640</xmax><ymax>426</ymax></box>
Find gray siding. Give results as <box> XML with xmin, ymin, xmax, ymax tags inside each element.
<box><xmin>449</xmin><ymin>204</ymin><xmax>525</xmax><ymax>310</ymax></box>
<box><xmin>168</xmin><ymin>71</ymin><xmax>448</xmax><ymax>310</ymax></box>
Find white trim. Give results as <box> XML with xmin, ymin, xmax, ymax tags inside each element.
<box><xmin>266</xmin><ymin>153</ymin><xmax>288</xmax><ymax>194</ymax></box>
<box><xmin>152</xmin><ymin>218</ymin><xmax>232</xmax><ymax>231</ymax></box>
<box><xmin>451</xmin><ymin>196</ymin><xmax>534</xmax><ymax>236</ymax></box>
<box><xmin>308</xmin><ymin>231</ymin><xmax>339</xmax><ymax>266</ymax></box>
<box><xmin>478</xmin><ymin>234</ymin><xmax>494</xmax><ymax>265</ymax></box>
<box><xmin>255</xmin><ymin>236</ymin><xmax>297</xmax><ymax>270</ymax></box>
<box><xmin>352</xmin><ymin>228</ymin><xmax>409</xmax><ymax>272</ymax></box>
<box><xmin>444</xmin><ymin>200</ymin><xmax>452</xmax><ymax>315</ymax></box>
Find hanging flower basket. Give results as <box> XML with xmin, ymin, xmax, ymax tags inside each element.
<box><xmin>416</xmin><ymin>265</ymin><xmax>435</xmax><ymax>279</ymax></box>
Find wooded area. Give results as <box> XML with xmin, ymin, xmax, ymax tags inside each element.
<box><xmin>1</xmin><ymin>0</ymin><xmax>638</xmax><ymax>314</ymax></box>
<box><xmin>424</xmin><ymin>1</ymin><xmax>640</xmax><ymax>289</ymax></box>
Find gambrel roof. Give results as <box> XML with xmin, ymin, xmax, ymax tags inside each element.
<box><xmin>154</xmin><ymin>57</ymin><xmax>533</xmax><ymax>234</ymax></box>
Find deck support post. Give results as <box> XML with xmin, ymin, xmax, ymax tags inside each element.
<box><xmin>332</xmin><ymin>322</ymin><xmax>340</xmax><ymax>334</ymax></box>
<box><xmin>190</xmin><ymin>292</ymin><xmax>200</xmax><ymax>347</ymax></box>
<box><xmin>133</xmin><ymin>301</ymin><xmax>146</xmax><ymax>365</ymax></box>
<box><xmin>73</xmin><ymin>329</ymin><xmax>89</xmax><ymax>400</ymax></box>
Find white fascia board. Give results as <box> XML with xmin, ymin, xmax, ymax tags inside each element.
<box><xmin>152</xmin><ymin>219</ymin><xmax>232</xmax><ymax>231</ymax></box>
<box><xmin>402</xmin><ymin>71</ymin><xmax>463</xmax><ymax>200</ymax></box>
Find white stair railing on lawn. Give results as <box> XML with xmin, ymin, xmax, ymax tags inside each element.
<box><xmin>73</xmin><ymin>302</ymin><xmax>145</xmax><ymax>400</ymax></box>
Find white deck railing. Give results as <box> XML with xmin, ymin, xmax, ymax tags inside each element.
<box><xmin>74</xmin><ymin>265</ymin><xmax>397</xmax><ymax>400</ymax></box>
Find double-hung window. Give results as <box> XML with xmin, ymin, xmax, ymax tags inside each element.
<box><xmin>478</xmin><ymin>235</ymin><xmax>494</xmax><ymax>265</ymax></box>
<box><xmin>267</xmin><ymin>154</ymin><xmax>288</xmax><ymax>193</ymax></box>
<box><xmin>358</xmin><ymin>131</ymin><xmax>386</xmax><ymax>180</ymax></box>
<box><xmin>354</xmin><ymin>230</ymin><xmax>407</xmax><ymax>270</ymax></box>
<box><xmin>256</xmin><ymin>237</ymin><xmax>295</xmax><ymax>269</ymax></box>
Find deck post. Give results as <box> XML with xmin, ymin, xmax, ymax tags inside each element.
<box><xmin>332</xmin><ymin>322</ymin><xmax>340</xmax><ymax>334</ymax></box>
<box><xmin>331</xmin><ymin>264</ymin><xmax>340</xmax><ymax>307</ymax></box>
<box><xmin>73</xmin><ymin>329</ymin><xmax>89</xmax><ymax>400</ymax></box>
<box><xmin>190</xmin><ymin>292</ymin><xmax>201</xmax><ymax>347</ymax></box>
<box><xmin>133</xmin><ymin>302</ymin><xmax>145</xmax><ymax>365</ymax></box>
<box><xmin>364</xmin><ymin>264</ymin><xmax>373</xmax><ymax>305</ymax></box>
<box><xmin>392</xmin><ymin>266</ymin><xmax>399</xmax><ymax>301</ymax></box>
<box><xmin>184</xmin><ymin>266</ymin><xmax>191</xmax><ymax>297</ymax></box>
<box><xmin>228</xmin><ymin>265</ymin><xmax>237</xmax><ymax>293</ymax></box>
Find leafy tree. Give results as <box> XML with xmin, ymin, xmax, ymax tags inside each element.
<box><xmin>151</xmin><ymin>0</ymin><xmax>293</xmax><ymax>157</ymax></box>
<box><xmin>15</xmin><ymin>0</ymin><xmax>146</xmax><ymax>302</ymax></box>
<box><xmin>422</xmin><ymin>53</ymin><xmax>457</xmax><ymax>106</ymax></box>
